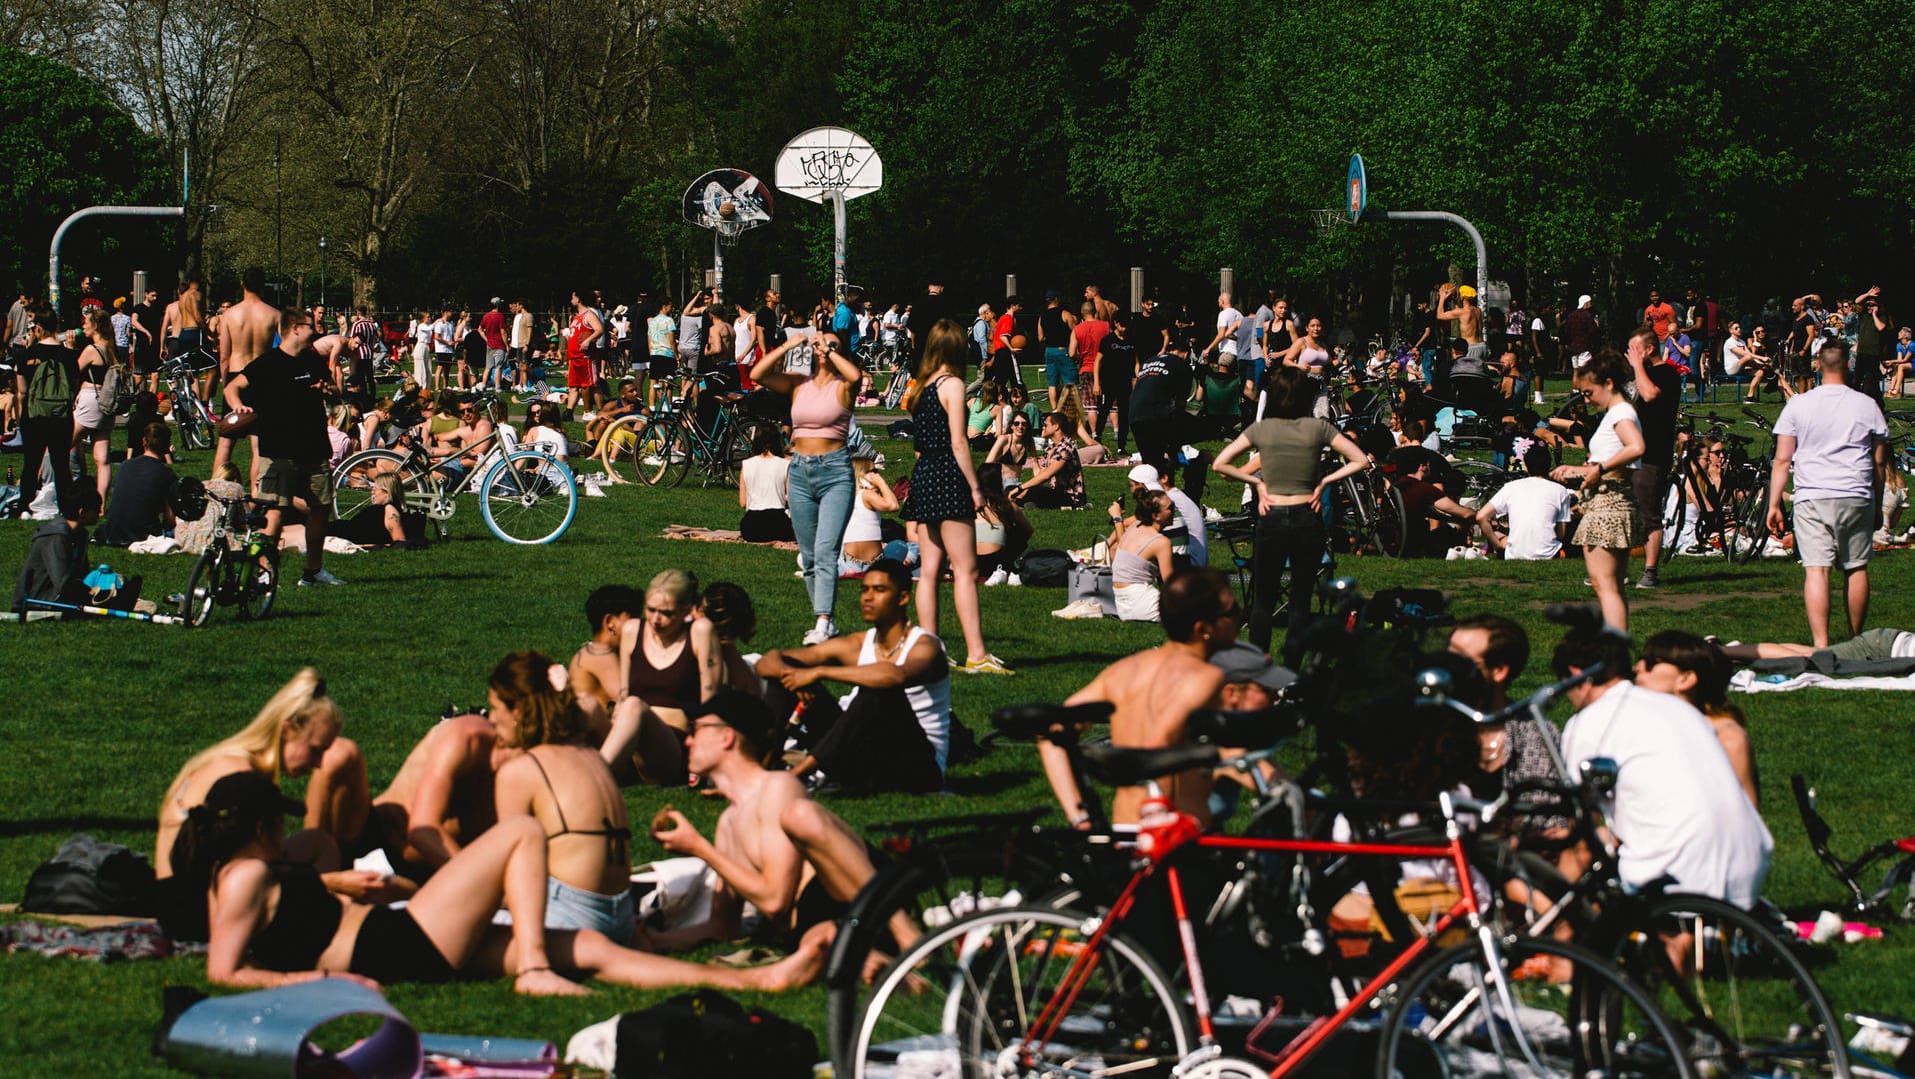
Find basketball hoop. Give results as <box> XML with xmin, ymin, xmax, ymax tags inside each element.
<box><xmin>681</xmin><ymin>169</ymin><xmax>772</xmax><ymax>241</ymax></box>
<box><xmin>713</xmin><ymin>217</ymin><xmax>750</xmax><ymax>246</ymax></box>
<box><xmin>1310</xmin><ymin>208</ymin><xmax>1347</xmax><ymax>235</ymax></box>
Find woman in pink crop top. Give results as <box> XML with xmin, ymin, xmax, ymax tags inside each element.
<box><xmin>751</xmin><ymin>324</ymin><xmax>864</xmax><ymax>643</ymax></box>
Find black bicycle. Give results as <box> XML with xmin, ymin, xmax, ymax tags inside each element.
<box><xmin>179</xmin><ymin>490</ymin><xmax>280</xmax><ymax>627</ymax></box>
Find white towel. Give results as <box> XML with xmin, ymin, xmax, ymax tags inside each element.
<box><xmin>1731</xmin><ymin>669</ymin><xmax>1915</xmax><ymax>693</ymax></box>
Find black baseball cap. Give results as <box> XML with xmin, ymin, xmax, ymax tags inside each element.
<box><xmin>686</xmin><ymin>688</ymin><xmax>776</xmax><ymax>752</ymax></box>
<box><xmin>201</xmin><ymin>772</ymin><xmax>306</xmax><ymax>820</ymax></box>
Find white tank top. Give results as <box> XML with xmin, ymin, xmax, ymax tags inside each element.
<box><xmin>734</xmin><ymin>317</ymin><xmax>753</xmax><ymax>362</ymax></box>
<box><xmin>843</xmin><ymin>484</ymin><xmax>884</xmax><ymax>544</ymax></box>
<box><xmin>844</xmin><ymin>626</ymin><xmax>951</xmax><ymax>770</ymax></box>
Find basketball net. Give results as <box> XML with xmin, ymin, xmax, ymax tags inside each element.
<box><xmin>1310</xmin><ymin>208</ymin><xmax>1347</xmax><ymax>235</ymax></box>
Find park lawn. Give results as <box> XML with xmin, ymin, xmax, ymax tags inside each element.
<box><xmin>2</xmin><ymin>395</ymin><xmax>1911</xmax><ymax>1075</ymax></box>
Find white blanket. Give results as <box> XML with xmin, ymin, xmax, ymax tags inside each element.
<box><xmin>1731</xmin><ymin>669</ymin><xmax>1915</xmax><ymax>693</ymax></box>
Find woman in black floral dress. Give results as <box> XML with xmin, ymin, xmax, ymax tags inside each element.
<box><xmin>903</xmin><ymin>320</ymin><xmax>1011</xmax><ymax>674</ymax></box>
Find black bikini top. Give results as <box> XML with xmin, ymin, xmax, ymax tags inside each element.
<box><xmin>249</xmin><ymin>862</ymin><xmax>342</xmax><ymax>972</ymax></box>
<box><xmin>526</xmin><ymin>751</ymin><xmax>631</xmax><ymax>865</ymax></box>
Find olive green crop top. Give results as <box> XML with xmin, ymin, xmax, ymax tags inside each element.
<box><xmin>1245</xmin><ymin>416</ymin><xmax>1341</xmax><ymax>495</ymax></box>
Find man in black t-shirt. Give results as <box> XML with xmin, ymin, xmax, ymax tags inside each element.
<box><xmin>1128</xmin><ymin>298</ymin><xmax>1168</xmax><ymax>357</ymax></box>
<box><xmin>100</xmin><ymin>421</ymin><xmax>178</xmax><ymax>545</ymax></box>
<box><xmin>1625</xmin><ymin>325</ymin><xmax>1682</xmax><ymax>589</ymax></box>
<box><xmin>754</xmin><ymin>287</ymin><xmax>785</xmax><ymax>359</ymax></box>
<box><xmin>128</xmin><ymin>287</ymin><xmax>162</xmax><ymax>389</ymax></box>
<box><xmin>223</xmin><ymin>309</ymin><xmax>341</xmax><ymax>587</ymax></box>
<box><xmin>1128</xmin><ymin>338</ymin><xmax>1196</xmax><ymax>483</ymax></box>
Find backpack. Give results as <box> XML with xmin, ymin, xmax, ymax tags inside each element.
<box><xmin>21</xmin><ymin>833</ymin><xmax>157</xmax><ymax>915</ymax></box>
<box><xmin>611</xmin><ymin>990</ymin><xmax>815</xmax><ymax>1079</ymax></box>
<box><xmin>25</xmin><ymin>350</ymin><xmax>74</xmax><ymax>418</ymax></box>
<box><xmin>99</xmin><ymin>357</ymin><xmax>136</xmax><ymax>416</ymax></box>
<box><xmin>1013</xmin><ymin>547</ymin><xmax>1073</xmax><ymax>587</ymax></box>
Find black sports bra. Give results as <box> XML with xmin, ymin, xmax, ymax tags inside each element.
<box><xmin>249</xmin><ymin>862</ymin><xmax>342</xmax><ymax>972</ymax></box>
<box><xmin>525</xmin><ymin>751</ymin><xmax>630</xmax><ymax>865</ymax></box>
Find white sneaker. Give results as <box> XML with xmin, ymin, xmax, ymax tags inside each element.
<box><xmin>298</xmin><ymin>569</ymin><xmax>346</xmax><ymax>587</ymax></box>
<box><xmin>1007</xmin><ymin>573</ymin><xmax>1023</xmax><ymax>587</ymax></box>
<box><xmin>581</xmin><ymin>411</ymin><xmax>599</xmax><ymax>421</ymax></box>
<box><xmin>983</xmin><ymin>567</ymin><xmax>1010</xmax><ymax>586</ymax></box>
<box><xmin>802</xmin><ymin>617</ymin><xmax>837</xmax><ymax>645</ymax></box>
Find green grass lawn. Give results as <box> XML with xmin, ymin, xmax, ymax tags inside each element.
<box><xmin>2</xmin><ymin>394</ymin><xmax>1912</xmax><ymax>1075</ymax></box>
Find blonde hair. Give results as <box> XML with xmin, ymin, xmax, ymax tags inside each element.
<box><xmin>647</xmin><ymin>568</ymin><xmax>699</xmax><ymax>608</ymax></box>
<box><xmin>372</xmin><ymin>472</ymin><xmax>403</xmax><ymax>502</ymax></box>
<box><xmin>163</xmin><ymin>669</ymin><xmax>340</xmax><ymax>804</ymax></box>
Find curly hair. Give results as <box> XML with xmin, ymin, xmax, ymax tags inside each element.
<box><xmin>700</xmin><ymin>582</ymin><xmax>756</xmax><ymax>643</ymax></box>
<box><xmin>488</xmin><ymin>651</ymin><xmax>590</xmax><ymax>749</ymax></box>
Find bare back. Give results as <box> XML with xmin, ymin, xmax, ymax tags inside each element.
<box><xmin>501</xmin><ymin>745</ymin><xmax>630</xmax><ymax>896</ymax></box>
<box><xmin>222</xmin><ymin>294</ymin><xmax>280</xmax><ymax>375</ymax></box>
<box><xmin>374</xmin><ymin>715</ymin><xmax>500</xmax><ymax>853</ymax></box>
<box><xmin>1069</xmin><ymin>647</ymin><xmax>1224</xmax><ymax>825</ymax></box>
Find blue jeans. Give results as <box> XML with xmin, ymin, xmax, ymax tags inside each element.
<box><xmin>789</xmin><ymin>448</ymin><xmax>856</xmax><ymax>618</ymax></box>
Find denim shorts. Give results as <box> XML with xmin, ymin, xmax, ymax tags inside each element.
<box><xmin>1044</xmin><ymin>347</ymin><xmax>1076</xmax><ymax>387</ymax></box>
<box><xmin>544</xmin><ymin>875</ymin><xmax>634</xmax><ymax>944</ymax></box>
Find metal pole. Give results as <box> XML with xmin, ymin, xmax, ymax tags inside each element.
<box><xmin>1130</xmin><ymin>267</ymin><xmax>1145</xmax><ymax>313</ymax></box>
<box><xmin>1384</xmin><ymin>211</ymin><xmax>1488</xmax><ymax>299</ymax></box>
<box><xmin>830</xmin><ymin>190</ymin><xmax>847</xmax><ymax>302</ymax></box>
<box><xmin>49</xmin><ymin>205</ymin><xmax>185</xmax><ymax>316</ymax></box>
<box><xmin>712</xmin><ymin>231</ymin><xmax>724</xmax><ymax>299</ymax></box>
<box><xmin>273</xmin><ymin>134</ymin><xmax>283</xmax><ymax>306</ymax></box>
<box><xmin>1005</xmin><ymin>274</ymin><xmax>1017</xmax><ymax>299</ymax></box>
<box><xmin>770</xmin><ymin>273</ymin><xmax>782</xmax><ymax>296</ymax></box>
<box><xmin>318</xmin><ymin>235</ymin><xmax>327</xmax><ymax>310</ymax></box>
<box><xmin>1220</xmin><ymin>267</ymin><xmax>1234</xmax><ymax>297</ymax></box>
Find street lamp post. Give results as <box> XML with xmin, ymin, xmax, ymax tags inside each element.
<box><xmin>318</xmin><ymin>235</ymin><xmax>327</xmax><ymax>312</ymax></box>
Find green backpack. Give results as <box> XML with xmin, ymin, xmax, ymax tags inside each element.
<box><xmin>25</xmin><ymin>351</ymin><xmax>74</xmax><ymax>419</ymax></box>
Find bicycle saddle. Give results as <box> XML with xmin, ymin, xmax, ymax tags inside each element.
<box><xmin>990</xmin><ymin>701</ymin><xmax>1114</xmax><ymax>741</ymax></box>
<box><xmin>716</xmin><ymin>392</ymin><xmax>748</xmax><ymax>404</ymax></box>
<box><xmin>1185</xmin><ymin>703</ymin><xmax>1303</xmax><ymax>748</ymax></box>
<box><xmin>1078</xmin><ymin>740</ymin><xmax>1221</xmax><ymax>787</ymax></box>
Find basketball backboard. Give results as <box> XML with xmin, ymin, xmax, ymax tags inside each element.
<box><xmin>1347</xmin><ymin>153</ymin><xmax>1367</xmax><ymax>223</ymax></box>
<box><xmin>775</xmin><ymin>127</ymin><xmax>883</xmax><ymax>204</ymax></box>
<box><xmin>681</xmin><ymin>168</ymin><xmax>773</xmax><ymax>243</ymax></box>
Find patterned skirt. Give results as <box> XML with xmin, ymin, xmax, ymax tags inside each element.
<box><xmin>1572</xmin><ymin>483</ymin><xmax>1645</xmax><ymax>550</ymax></box>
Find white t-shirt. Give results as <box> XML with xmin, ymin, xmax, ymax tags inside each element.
<box><xmin>880</xmin><ymin>310</ymin><xmax>904</xmax><ymax>345</ymax></box>
<box><xmin>522</xmin><ymin>423</ymin><xmax>568</xmax><ymax>460</ymax></box>
<box><xmin>1586</xmin><ymin>400</ymin><xmax>1640</xmax><ymax>469</ymax></box>
<box><xmin>1164</xmin><ymin>486</ymin><xmax>1207</xmax><ymax>566</ymax></box>
<box><xmin>782</xmin><ymin>325</ymin><xmax>816</xmax><ymax>376</ymax></box>
<box><xmin>1774</xmin><ymin>384</ymin><xmax>1888</xmax><ymax>502</ymax></box>
<box><xmin>432</xmin><ymin>319</ymin><xmax>455</xmax><ymax>353</ymax></box>
<box><xmin>1561</xmin><ymin>682</ymin><xmax>1774</xmax><ymax>908</ymax></box>
<box><xmin>1488</xmin><ymin>475</ymin><xmax>1575</xmax><ymax>560</ymax></box>
<box><xmin>1216</xmin><ymin>307</ymin><xmax>1243</xmax><ymax>356</ymax></box>
<box><xmin>1720</xmin><ymin>334</ymin><xmax>1749</xmax><ymax>376</ymax></box>
<box><xmin>511</xmin><ymin>310</ymin><xmax>532</xmax><ymax>349</ymax></box>
<box><xmin>740</xmin><ymin>455</ymin><xmax>790</xmax><ymax>511</ymax></box>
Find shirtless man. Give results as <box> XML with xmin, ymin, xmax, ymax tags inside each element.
<box><xmin>1436</xmin><ymin>281</ymin><xmax>1485</xmax><ymax>358</ymax></box>
<box><xmin>651</xmin><ymin>688</ymin><xmax>912</xmax><ymax>954</ymax></box>
<box><xmin>350</xmin><ymin>710</ymin><xmax>510</xmax><ymax>877</ymax></box>
<box><xmin>429</xmin><ymin>396</ymin><xmax>495</xmax><ymax>486</ymax></box>
<box><xmin>1085</xmin><ymin>283</ymin><xmax>1119</xmax><ymax>325</ymax></box>
<box><xmin>210</xmin><ymin>268</ymin><xmax>281</xmax><ymax>479</ymax></box>
<box><xmin>568</xmin><ymin>583</ymin><xmax>641</xmax><ymax>736</ymax></box>
<box><xmin>1040</xmin><ymin>567</ymin><xmax>1241</xmax><ymax>828</ymax></box>
<box><xmin>602</xmin><ymin>569</ymin><xmax>722</xmax><ymax>786</ymax></box>
<box><xmin>161</xmin><ymin>276</ymin><xmax>211</xmax><ymax>399</ymax></box>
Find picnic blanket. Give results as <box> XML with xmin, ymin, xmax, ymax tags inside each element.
<box><xmin>0</xmin><ymin>918</ymin><xmax>201</xmax><ymax>961</ymax></box>
<box><xmin>659</xmin><ymin>525</ymin><xmax>799</xmax><ymax>552</ymax></box>
<box><xmin>1732</xmin><ymin>670</ymin><xmax>1915</xmax><ymax>694</ymax></box>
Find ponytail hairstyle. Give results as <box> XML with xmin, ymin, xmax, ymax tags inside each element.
<box><xmin>903</xmin><ymin>319</ymin><xmax>970</xmax><ymax>411</ymax></box>
<box><xmin>164</xmin><ymin>669</ymin><xmax>339</xmax><ymax>806</ymax></box>
<box><xmin>700</xmin><ymin>582</ymin><xmax>756</xmax><ymax>644</ymax></box>
<box><xmin>168</xmin><ymin>772</ymin><xmax>299</xmax><ymax>907</ymax></box>
<box><xmin>489</xmin><ymin>651</ymin><xmax>590</xmax><ymax>749</ymax></box>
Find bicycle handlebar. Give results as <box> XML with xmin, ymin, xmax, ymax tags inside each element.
<box><xmin>1414</xmin><ymin>661</ymin><xmax>1608</xmax><ymax>728</ymax></box>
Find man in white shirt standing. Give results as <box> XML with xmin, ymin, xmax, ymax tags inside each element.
<box><xmin>1477</xmin><ymin>444</ymin><xmax>1576</xmax><ymax>560</ymax></box>
<box><xmin>1768</xmin><ymin>340</ymin><xmax>1888</xmax><ymax>647</ymax></box>
<box><xmin>1554</xmin><ymin>627</ymin><xmax>1773</xmax><ymax>908</ymax></box>
<box><xmin>1204</xmin><ymin>291</ymin><xmax>1242</xmax><ymax>364</ymax></box>
<box><xmin>509</xmin><ymin>299</ymin><xmax>533</xmax><ymax>390</ymax></box>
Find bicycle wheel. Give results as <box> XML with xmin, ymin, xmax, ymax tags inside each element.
<box><xmin>1373</xmin><ymin>483</ymin><xmax>1410</xmax><ymax>558</ymax></box>
<box><xmin>1606</xmin><ymin>894</ymin><xmax>1849</xmax><ymax>1079</ymax></box>
<box><xmin>723</xmin><ymin>415</ymin><xmax>778</xmax><ymax>485</ymax></box>
<box><xmin>1728</xmin><ymin>484</ymin><xmax>1770</xmax><ymax>565</ymax></box>
<box><xmin>1375</xmin><ymin>935</ymin><xmax>1694</xmax><ymax>1079</ymax></box>
<box><xmin>852</xmin><ymin>905</ymin><xmax>1195</xmax><ymax>1079</ymax></box>
<box><xmin>181</xmin><ymin>546</ymin><xmax>223</xmax><ymax>627</ymax></box>
<box><xmin>638</xmin><ymin>414</ymin><xmax>691</xmax><ymax>488</ymax></box>
<box><xmin>1663</xmin><ymin>482</ymin><xmax>1688</xmax><ymax>554</ymax></box>
<box><xmin>826</xmin><ymin>833</ymin><xmax>1101</xmax><ymax>1076</ymax></box>
<box><xmin>238</xmin><ymin>542</ymin><xmax>279</xmax><ymax>620</ymax></box>
<box><xmin>595</xmin><ymin>413</ymin><xmax>650</xmax><ymax>485</ymax></box>
<box><xmin>178</xmin><ymin>399</ymin><xmax>211</xmax><ymax>450</ymax></box>
<box><xmin>331</xmin><ymin>449</ymin><xmax>419</xmax><ymax>523</ymax></box>
<box><xmin>479</xmin><ymin>451</ymin><xmax>577</xmax><ymax>545</ymax></box>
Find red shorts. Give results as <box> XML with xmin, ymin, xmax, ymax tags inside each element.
<box><xmin>566</xmin><ymin>356</ymin><xmax>595</xmax><ymax>388</ymax></box>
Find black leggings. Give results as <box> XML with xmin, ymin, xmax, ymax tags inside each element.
<box><xmin>1249</xmin><ymin>502</ymin><xmax>1326</xmax><ymax>651</ymax></box>
<box><xmin>18</xmin><ymin>415</ymin><xmax>81</xmax><ymax>513</ymax></box>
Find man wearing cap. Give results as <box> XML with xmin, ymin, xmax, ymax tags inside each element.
<box><xmin>1125</xmin><ymin>463</ymin><xmax>1207</xmax><ymax>566</ymax></box>
<box><xmin>1040</xmin><ymin>567</ymin><xmax>1242</xmax><ymax>829</ymax></box>
<box><xmin>1436</xmin><ymin>281</ymin><xmax>1485</xmax><ymax>367</ymax></box>
<box><xmin>649</xmin><ymin>688</ymin><xmax>902</xmax><ymax>950</ymax></box>
<box><xmin>755</xmin><ymin>560</ymin><xmax>952</xmax><ymax>794</ymax></box>
<box><xmin>1562</xmin><ymin>294</ymin><xmax>1602</xmax><ymax>371</ymax></box>
<box><xmin>1205</xmin><ymin>641</ymin><xmax>1296</xmax><ymax>814</ymax></box>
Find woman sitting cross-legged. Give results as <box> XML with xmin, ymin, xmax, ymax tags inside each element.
<box><xmin>178</xmin><ymin>770</ymin><xmax>828</xmax><ymax>995</ymax></box>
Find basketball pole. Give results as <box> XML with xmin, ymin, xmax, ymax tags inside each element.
<box><xmin>830</xmin><ymin>189</ymin><xmax>848</xmax><ymax>302</ymax></box>
<box><xmin>1382</xmin><ymin>210</ymin><xmax>1487</xmax><ymax>299</ymax></box>
<box><xmin>712</xmin><ymin>230</ymin><xmax>724</xmax><ymax>299</ymax></box>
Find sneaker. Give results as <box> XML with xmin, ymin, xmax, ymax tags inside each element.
<box><xmin>962</xmin><ymin>655</ymin><xmax>1014</xmax><ymax>675</ymax></box>
<box><xmin>581</xmin><ymin>411</ymin><xmax>598</xmax><ymax>422</ymax></box>
<box><xmin>1635</xmin><ymin>566</ymin><xmax>1660</xmax><ymax>590</ymax></box>
<box><xmin>297</xmin><ymin>569</ymin><xmax>346</xmax><ymax>587</ymax></box>
<box><xmin>802</xmin><ymin>617</ymin><xmax>837</xmax><ymax>645</ymax></box>
<box><xmin>1007</xmin><ymin>573</ymin><xmax>1023</xmax><ymax>587</ymax></box>
<box><xmin>983</xmin><ymin>567</ymin><xmax>1010</xmax><ymax>587</ymax></box>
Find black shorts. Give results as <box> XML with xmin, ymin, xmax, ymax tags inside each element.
<box><xmin>131</xmin><ymin>346</ymin><xmax>161</xmax><ymax>376</ymax></box>
<box><xmin>1632</xmin><ymin>462</ymin><xmax>1670</xmax><ymax>525</ymax></box>
<box><xmin>349</xmin><ymin>905</ymin><xmax>457</xmax><ymax>984</ymax></box>
<box><xmin>650</xmin><ymin>354</ymin><xmax>677</xmax><ymax>379</ymax></box>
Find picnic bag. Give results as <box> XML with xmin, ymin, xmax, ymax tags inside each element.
<box><xmin>21</xmin><ymin>833</ymin><xmax>156</xmax><ymax>915</ymax></box>
<box><xmin>611</xmin><ymin>989</ymin><xmax>815</xmax><ymax>1079</ymax></box>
